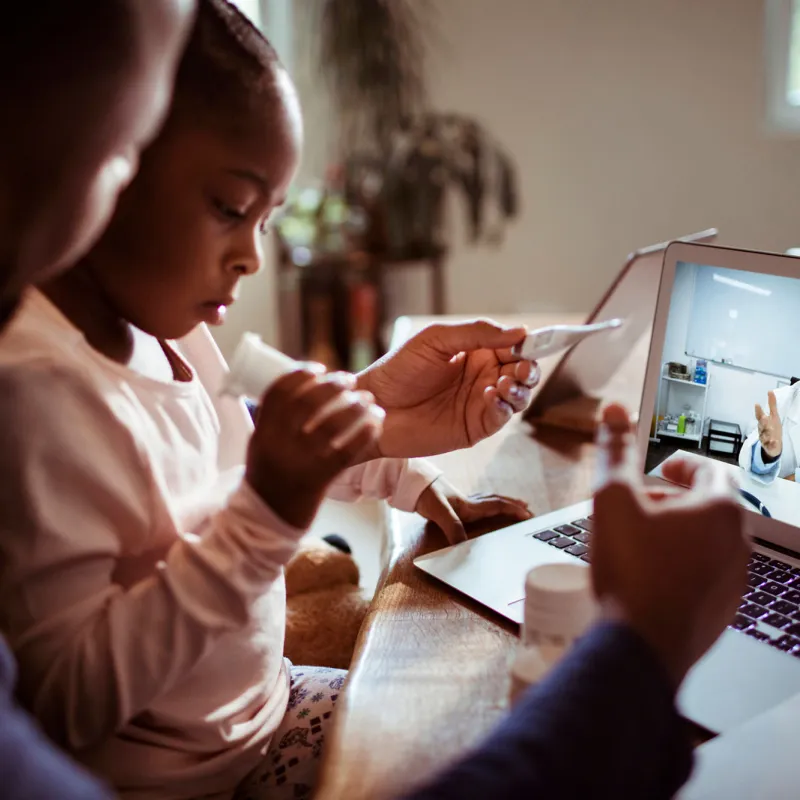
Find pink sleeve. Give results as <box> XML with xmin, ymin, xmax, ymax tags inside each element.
<box><xmin>326</xmin><ymin>458</ymin><xmax>441</xmax><ymax>512</ymax></box>
<box><xmin>176</xmin><ymin>327</ymin><xmax>442</xmax><ymax>512</ymax></box>
<box><xmin>0</xmin><ymin>369</ymin><xmax>304</xmax><ymax>751</ymax></box>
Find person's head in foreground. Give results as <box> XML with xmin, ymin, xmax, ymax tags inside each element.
<box><xmin>44</xmin><ymin>0</ymin><xmax>303</xmax><ymax>350</ymax></box>
<box><xmin>0</xmin><ymin>0</ymin><xmax>195</xmax><ymax>324</ymax></box>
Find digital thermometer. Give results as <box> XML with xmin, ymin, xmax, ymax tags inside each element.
<box><xmin>512</xmin><ymin>318</ymin><xmax>624</xmax><ymax>361</ymax></box>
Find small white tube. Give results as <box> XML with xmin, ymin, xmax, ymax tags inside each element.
<box><xmin>512</xmin><ymin>318</ymin><xmax>624</xmax><ymax>361</ymax></box>
<box><xmin>220</xmin><ymin>332</ymin><xmax>300</xmax><ymax>400</ymax></box>
<box><xmin>221</xmin><ymin>332</ymin><xmax>386</xmax><ymax>451</ymax></box>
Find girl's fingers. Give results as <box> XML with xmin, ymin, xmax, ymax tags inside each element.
<box><xmin>453</xmin><ymin>494</ymin><xmax>533</xmax><ymax>524</ymax></box>
<box><xmin>331</xmin><ymin>415</ymin><xmax>383</xmax><ymax>469</ymax></box>
<box><xmin>302</xmin><ymin>389</ymin><xmax>376</xmax><ymax>435</ymax></box>
<box><xmin>418</xmin><ymin>488</ymin><xmax>467</xmax><ymax>544</ymax></box>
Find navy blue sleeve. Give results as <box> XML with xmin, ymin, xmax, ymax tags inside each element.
<box><xmin>402</xmin><ymin>621</ymin><xmax>693</xmax><ymax>800</ymax></box>
<box><xmin>0</xmin><ymin>637</ymin><xmax>112</xmax><ymax>800</ymax></box>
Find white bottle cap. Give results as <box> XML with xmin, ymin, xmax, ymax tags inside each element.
<box><xmin>220</xmin><ymin>332</ymin><xmax>299</xmax><ymax>400</ymax></box>
<box><xmin>522</xmin><ymin>562</ymin><xmax>598</xmax><ymax>646</ymax></box>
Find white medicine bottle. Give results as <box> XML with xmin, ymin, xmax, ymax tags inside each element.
<box><xmin>220</xmin><ymin>332</ymin><xmax>300</xmax><ymax>401</ymax></box>
<box><xmin>508</xmin><ymin>561</ymin><xmax>598</xmax><ymax>705</ymax></box>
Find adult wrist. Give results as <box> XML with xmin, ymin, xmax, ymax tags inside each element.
<box><xmin>599</xmin><ymin>599</ymin><xmax>689</xmax><ymax>693</ymax></box>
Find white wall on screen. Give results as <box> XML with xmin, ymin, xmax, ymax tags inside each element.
<box><xmin>660</xmin><ymin>263</ymin><xmax>784</xmax><ymax>437</ymax></box>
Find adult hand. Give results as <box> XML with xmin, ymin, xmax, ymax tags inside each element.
<box><xmin>415</xmin><ymin>476</ymin><xmax>532</xmax><ymax>544</ymax></box>
<box><xmin>356</xmin><ymin>319</ymin><xmax>538</xmax><ymax>458</ymax></box>
<box><xmin>592</xmin><ymin>404</ymin><xmax>751</xmax><ymax>689</ymax></box>
<box><xmin>755</xmin><ymin>390</ymin><xmax>783</xmax><ymax>459</ymax></box>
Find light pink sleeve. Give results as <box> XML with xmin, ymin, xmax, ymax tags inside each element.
<box><xmin>0</xmin><ymin>368</ymin><xmax>304</xmax><ymax>751</ymax></box>
<box><xmin>178</xmin><ymin>326</ymin><xmax>442</xmax><ymax>514</ymax></box>
<box><xmin>326</xmin><ymin>457</ymin><xmax>441</xmax><ymax>512</ymax></box>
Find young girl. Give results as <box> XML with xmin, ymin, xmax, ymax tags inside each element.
<box><xmin>0</xmin><ymin>3</ymin><xmax>534</xmax><ymax>799</ymax></box>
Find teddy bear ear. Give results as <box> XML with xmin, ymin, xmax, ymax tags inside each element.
<box><xmin>321</xmin><ymin>533</ymin><xmax>352</xmax><ymax>555</ymax></box>
<box><xmin>284</xmin><ymin>536</ymin><xmax>361</xmax><ymax>598</ymax></box>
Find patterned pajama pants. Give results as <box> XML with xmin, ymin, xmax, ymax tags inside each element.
<box><xmin>234</xmin><ymin>666</ymin><xmax>346</xmax><ymax>800</ymax></box>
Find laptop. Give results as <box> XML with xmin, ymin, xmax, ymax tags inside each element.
<box><xmin>525</xmin><ymin>229</ymin><xmax>717</xmax><ymax>432</ymax></box>
<box><xmin>415</xmin><ymin>241</ymin><xmax>800</xmax><ymax>735</ymax></box>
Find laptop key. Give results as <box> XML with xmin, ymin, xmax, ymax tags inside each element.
<box><xmin>565</xmin><ymin>543</ymin><xmax>588</xmax><ymax>557</ymax></box>
<box><xmin>573</xmin><ymin>518</ymin><xmax>593</xmax><ymax>532</ymax></box>
<box><xmin>769</xmin><ymin>600</ymin><xmax>797</xmax><ymax>616</ymax></box>
<box><xmin>547</xmin><ymin>536</ymin><xmax>574</xmax><ymax>549</ymax></box>
<box><xmin>783</xmin><ymin>622</ymin><xmax>800</xmax><ymax>637</ymax></box>
<box><xmin>580</xmin><ymin>553</ymin><xmax>591</xmax><ymax>563</ymax></box>
<box><xmin>761</xmin><ymin>582</ymin><xmax>785</xmax><ymax>596</ymax></box>
<box><xmin>554</xmin><ymin>524</ymin><xmax>581</xmax><ymax>537</ymax></box>
<box><xmin>731</xmin><ymin>614</ymin><xmax>751</xmax><ymax>630</ymax></box>
<box><xmin>787</xmin><ymin>577</ymin><xmax>800</xmax><ymax>590</ymax></box>
<box><xmin>746</xmin><ymin>628</ymin><xmax>772</xmax><ymax>642</ymax></box>
<box><xmin>572</xmin><ymin>531</ymin><xmax>591</xmax><ymax>545</ymax></box>
<box><xmin>739</xmin><ymin>602</ymin><xmax>767</xmax><ymax>619</ymax></box>
<box><xmin>746</xmin><ymin>591</ymin><xmax>776</xmax><ymax>606</ymax></box>
<box><xmin>747</xmin><ymin>573</ymin><xmax>766</xmax><ymax>588</ymax></box>
<box><xmin>775</xmin><ymin>635</ymin><xmax>800</xmax><ymax>652</ymax></box>
<box><xmin>783</xmin><ymin>589</ymin><xmax>800</xmax><ymax>605</ymax></box>
<box><xmin>752</xmin><ymin>553</ymin><xmax>770</xmax><ymax>562</ymax></box>
<box><xmin>533</xmin><ymin>530</ymin><xmax>559</xmax><ymax>542</ymax></box>
<box><xmin>769</xmin><ymin>570</ymin><xmax>793</xmax><ymax>585</ymax></box>
<box><xmin>751</xmin><ymin>563</ymin><xmax>774</xmax><ymax>576</ymax></box>
<box><xmin>762</xmin><ymin>613</ymin><xmax>792</xmax><ymax>629</ymax></box>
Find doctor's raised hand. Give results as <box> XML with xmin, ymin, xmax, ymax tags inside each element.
<box><xmin>355</xmin><ymin>319</ymin><xmax>538</xmax><ymax>458</ymax></box>
<box><xmin>756</xmin><ymin>390</ymin><xmax>783</xmax><ymax>459</ymax></box>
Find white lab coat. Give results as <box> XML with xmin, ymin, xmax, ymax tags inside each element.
<box><xmin>739</xmin><ymin>383</ymin><xmax>800</xmax><ymax>482</ymax></box>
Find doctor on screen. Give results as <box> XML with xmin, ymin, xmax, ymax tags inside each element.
<box><xmin>740</xmin><ymin>384</ymin><xmax>800</xmax><ymax>482</ymax></box>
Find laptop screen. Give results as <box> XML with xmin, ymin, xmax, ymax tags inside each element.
<box><xmin>645</xmin><ymin>259</ymin><xmax>800</xmax><ymax>528</ymax></box>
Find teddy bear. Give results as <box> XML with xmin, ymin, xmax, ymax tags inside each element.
<box><xmin>283</xmin><ymin>535</ymin><xmax>372</xmax><ymax>670</ymax></box>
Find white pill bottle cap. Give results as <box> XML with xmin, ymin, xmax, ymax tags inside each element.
<box><xmin>522</xmin><ymin>562</ymin><xmax>598</xmax><ymax>647</ymax></box>
<box><xmin>220</xmin><ymin>332</ymin><xmax>300</xmax><ymax>400</ymax></box>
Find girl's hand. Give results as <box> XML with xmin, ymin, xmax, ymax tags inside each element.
<box><xmin>246</xmin><ymin>369</ymin><xmax>384</xmax><ymax>529</ymax></box>
<box><xmin>416</xmin><ymin>476</ymin><xmax>533</xmax><ymax>544</ymax></box>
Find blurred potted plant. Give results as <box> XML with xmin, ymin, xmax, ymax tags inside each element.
<box><xmin>312</xmin><ymin>0</ymin><xmax>519</xmax><ymax>257</ymax></box>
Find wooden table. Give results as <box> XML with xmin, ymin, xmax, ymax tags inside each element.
<box><xmin>315</xmin><ymin>313</ymin><xmax>606</xmax><ymax>800</ymax></box>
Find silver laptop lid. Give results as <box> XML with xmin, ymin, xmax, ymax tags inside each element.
<box><xmin>529</xmin><ymin>229</ymin><xmax>717</xmax><ymax>416</ymax></box>
<box><xmin>640</xmin><ymin>242</ymin><xmax>800</xmax><ymax>553</ymax></box>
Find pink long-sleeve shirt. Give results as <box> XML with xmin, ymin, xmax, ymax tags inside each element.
<box><xmin>0</xmin><ymin>290</ymin><xmax>439</xmax><ymax>799</ymax></box>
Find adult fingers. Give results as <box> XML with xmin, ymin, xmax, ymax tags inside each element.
<box><xmin>768</xmin><ymin>390</ymin><xmax>779</xmax><ymax>417</ymax></box>
<box><xmin>422</xmin><ymin>319</ymin><xmax>527</xmax><ymax>358</ymax></box>
<box><xmin>496</xmin><ymin>375</ymin><xmax>533</xmax><ymax>412</ymax></box>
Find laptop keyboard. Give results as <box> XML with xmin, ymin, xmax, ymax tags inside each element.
<box><xmin>734</xmin><ymin>552</ymin><xmax>800</xmax><ymax>657</ymax></box>
<box><xmin>532</xmin><ymin>519</ymin><xmax>800</xmax><ymax>659</ymax></box>
<box><xmin>531</xmin><ymin>517</ymin><xmax>594</xmax><ymax>561</ymax></box>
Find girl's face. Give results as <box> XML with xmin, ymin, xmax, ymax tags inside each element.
<box><xmin>82</xmin><ymin>68</ymin><xmax>303</xmax><ymax>341</ymax></box>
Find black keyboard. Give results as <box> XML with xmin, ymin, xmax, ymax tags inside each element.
<box><xmin>531</xmin><ymin>517</ymin><xmax>594</xmax><ymax>562</ymax></box>
<box><xmin>532</xmin><ymin>521</ymin><xmax>800</xmax><ymax>659</ymax></box>
<box><xmin>733</xmin><ymin>552</ymin><xmax>800</xmax><ymax>658</ymax></box>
